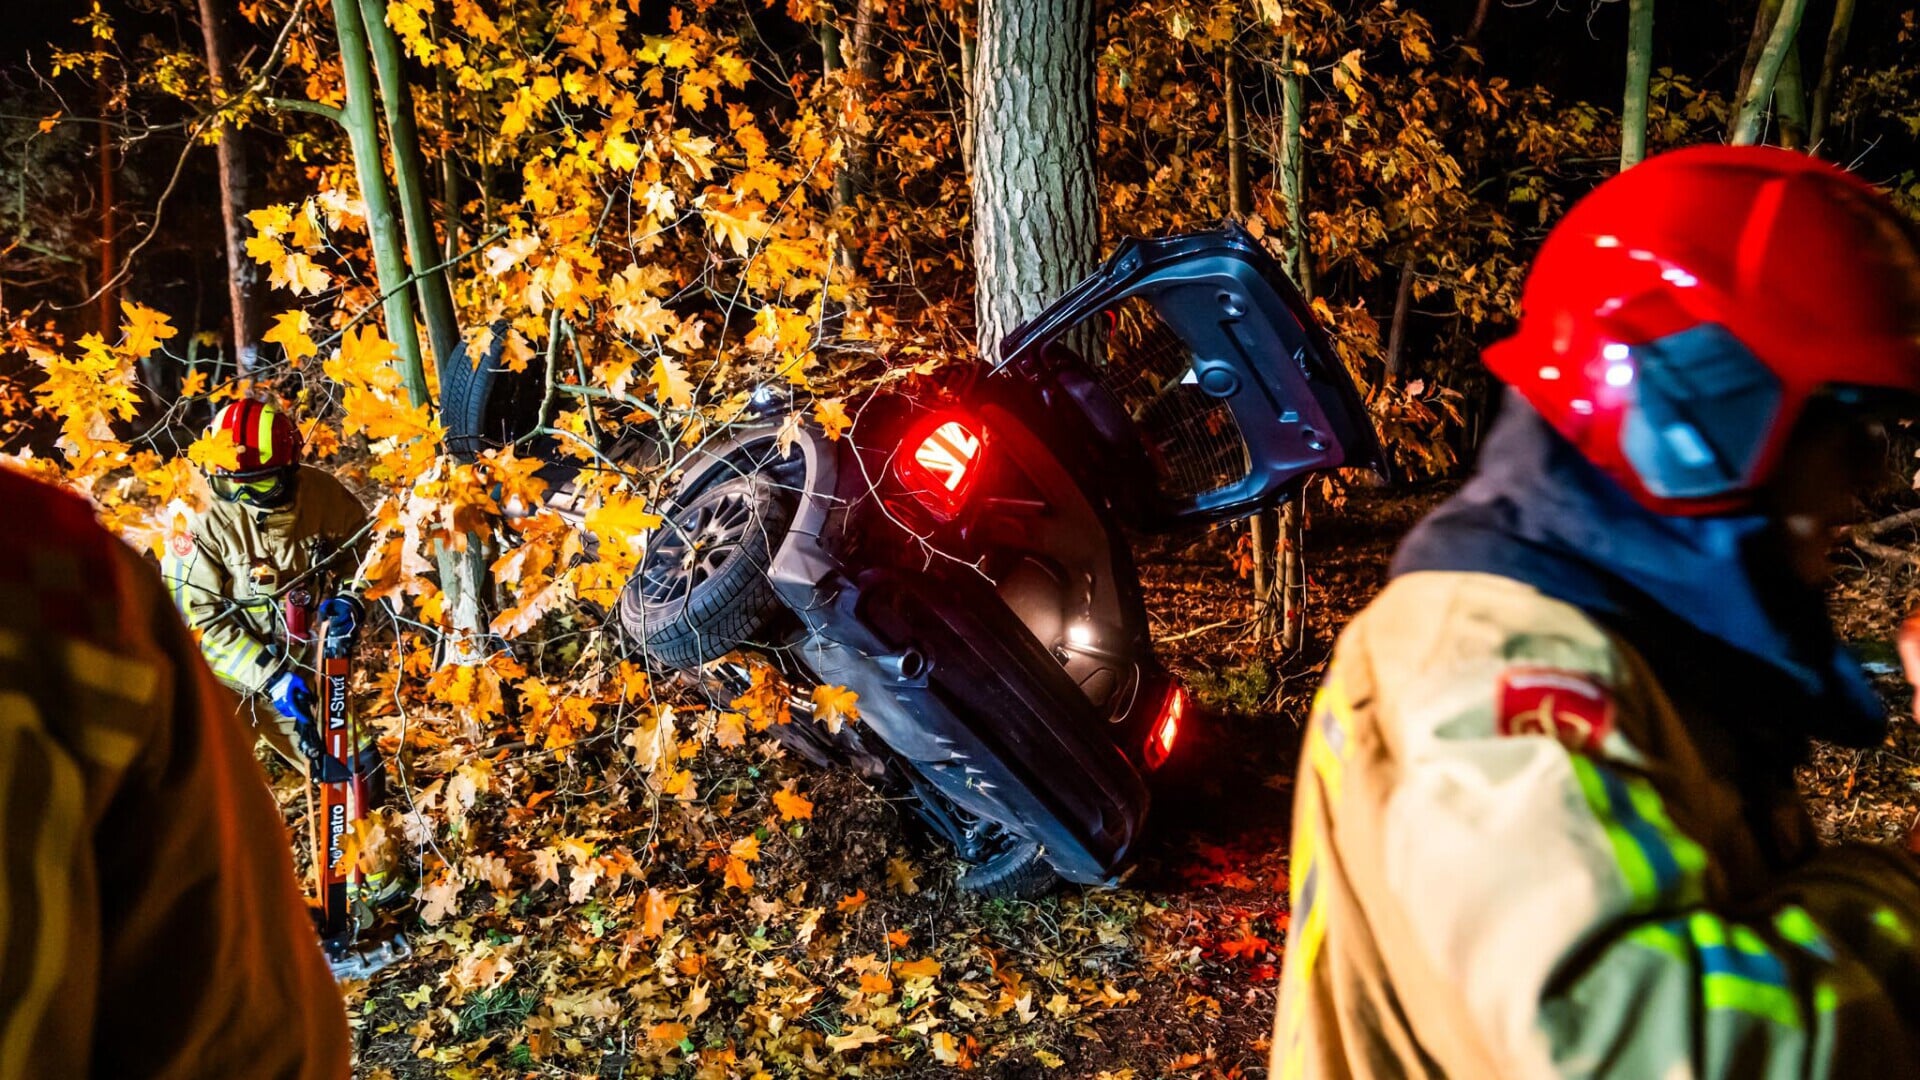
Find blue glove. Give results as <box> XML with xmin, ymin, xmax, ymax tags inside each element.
<box><xmin>319</xmin><ymin>595</ymin><xmax>366</xmax><ymax>641</ymax></box>
<box><xmin>269</xmin><ymin>670</ymin><xmax>316</xmax><ymax>724</ymax></box>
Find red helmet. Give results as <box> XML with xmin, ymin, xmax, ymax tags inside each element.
<box><xmin>208</xmin><ymin>398</ymin><xmax>302</xmax><ymax>477</ymax></box>
<box><xmin>1485</xmin><ymin>145</ymin><xmax>1920</xmax><ymax>515</ymax></box>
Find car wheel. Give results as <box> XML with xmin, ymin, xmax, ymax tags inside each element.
<box><xmin>617</xmin><ymin>473</ymin><xmax>793</xmax><ymax>672</ymax></box>
<box><xmin>957</xmin><ymin>835</ymin><xmax>1061</xmax><ymax>900</ymax></box>
<box><xmin>442</xmin><ymin>320</ymin><xmax>545</xmax><ymax>461</ymax></box>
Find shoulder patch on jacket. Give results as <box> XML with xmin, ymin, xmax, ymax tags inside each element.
<box><xmin>1496</xmin><ymin>667</ymin><xmax>1613</xmax><ymax>754</ymax></box>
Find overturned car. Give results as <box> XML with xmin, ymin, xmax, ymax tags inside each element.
<box><xmin>447</xmin><ymin>226</ymin><xmax>1381</xmax><ymax>896</ymax></box>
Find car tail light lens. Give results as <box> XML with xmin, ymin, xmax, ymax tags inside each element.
<box><xmin>896</xmin><ymin>412</ymin><xmax>985</xmax><ymax>517</ymax></box>
<box><xmin>1146</xmin><ymin>686</ymin><xmax>1183</xmax><ymax>768</ymax></box>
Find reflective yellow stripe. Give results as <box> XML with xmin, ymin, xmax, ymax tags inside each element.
<box><xmin>255</xmin><ymin>404</ymin><xmax>277</xmax><ymax>465</ymax></box>
<box><xmin>64</xmin><ymin>639</ymin><xmax>159</xmax><ymax>706</ymax></box>
<box><xmin>0</xmin><ymin>693</ymin><xmax>81</xmax><ymax>1078</ymax></box>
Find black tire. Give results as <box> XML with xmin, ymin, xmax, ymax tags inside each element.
<box><xmin>442</xmin><ymin>319</ymin><xmax>544</xmax><ymax>460</ymax></box>
<box><xmin>617</xmin><ymin>473</ymin><xmax>793</xmax><ymax>671</ymax></box>
<box><xmin>957</xmin><ymin>837</ymin><xmax>1061</xmax><ymax>900</ymax></box>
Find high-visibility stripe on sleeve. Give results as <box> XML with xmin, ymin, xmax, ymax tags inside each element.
<box><xmin>1568</xmin><ymin>755</ymin><xmax>1708</xmax><ymax>909</ymax></box>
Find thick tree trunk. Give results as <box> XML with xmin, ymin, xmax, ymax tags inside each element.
<box><xmin>359</xmin><ymin>0</ymin><xmax>460</xmax><ymax>371</ymax></box>
<box><xmin>1621</xmin><ymin>0</ymin><xmax>1654</xmax><ymax>169</ymax></box>
<box><xmin>1809</xmin><ymin>0</ymin><xmax>1856</xmax><ymax>151</ymax></box>
<box><xmin>1732</xmin><ymin>0</ymin><xmax>1807</xmax><ymax>145</ymax></box>
<box><xmin>197</xmin><ymin>0</ymin><xmax>261</xmax><ymax>375</ymax></box>
<box><xmin>970</xmin><ymin>0</ymin><xmax>1099</xmax><ymax>355</ymax></box>
<box><xmin>333</xmin><ymin>0</ymin><xmax>428</xmax><ymax>406</ymax></box>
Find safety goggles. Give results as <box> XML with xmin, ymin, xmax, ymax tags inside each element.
<box><xmin>210</xmin><ymin>470</ymin><xmax>293</xmax><ymax>506</ymax></box>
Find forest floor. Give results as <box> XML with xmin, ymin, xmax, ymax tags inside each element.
<box><xmin>328</xmin><ymin>485</ymin><xmax>1920</xmax><ymax>1079</ymax></box>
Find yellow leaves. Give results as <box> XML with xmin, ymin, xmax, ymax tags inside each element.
<box><xmin>812</xmin><ymin>398</ymin><xmax>851</xmax><ymax>441</ymax></box>
<box><xmin>484</xmin><ymin>233</ymin><xmax>540</xmax><ymax>277</ymax></box>
<box><xmin>263</xmin><ymin>310</ymin><xmax>317</xmax><ymax>362</ymax></box>
<box><xmin>826</xmin><ymin>1025</ymin><xmax>887</xmax><ymax>1054</ymax></box>
<box><xmin>730</xmin><ymin>664</ymin><xmax>791</xmax><ymax>730</ymax></box>
<box><xmin>651</xmin><ymin>355</ymin><xmax>694</xmax><ymax>409</ymax></box>
<box><xmin>186</xmin><ymin>429</ymin><xmax>242</xmax><ymax>473</ymax></box>
<box><xmin>747</xmin><ymin>305</ymin><xmax>817</xmax><ymax>384</ymax></box>
<box><xmin>670</xmin><ymin>128</ymin><xmax>718</xmax><ymax>179</ymax></box>
<box><xmin>613</xmin><ymin>293</ymin><xmax>678</xmax><ymax>340</ymax></box>
<box><xmin>1333</xmin><ymin>48</ymin><xmax>1367</xmax><ymax>104</ymax></box>
<box><xmin>931</xmin><ymin>1032</ymin><xmax>966</xmax><ymax>1066</ymax></box>
<box><xmin>273</xmin><ymin>252</ymin><xmax>331</xmax><ymax>297</ymax></box>
<box><xmin>245</xmin><ymin>232</ymin><xmax>285</xmax><ymax>266</ymax></box>
<box><xmin>772</xmin><ymin>783</ymin><xmax>813</xmax><ymax>821</ymax></box>
<box><xmin>696</xmin><ymin>192</ymin><xmax>770</xmax><ymax>256</ymax></box>
<box><xmin>584</xmin><ymin>489</ymin><xmax>662</xmax><ymax>563</ymax></box>
<box><xmin>33</xmin><ymin>332</ymin><xmax>140</xmax><ymax>454</ymax></box>
<box><xmin>417</xmin><ymin>870</ymin><xmax>463</xmax><ymax>925</ymax></box>
<box><xmin>246</xmin><ymin>204</ymin><xmax>293</xmax><ymax>236</ymax></box>
<box><xmin>623</xmin><ymin>704</ymin><xmax>680</xmax><ymax>772</ymax></box>
<box><xmin>722</xmin><ymin>834</ymin><xmax>756</xmax><ymax>889</ymax></box>
<box><xmin>118</xmin><ymin>301</ymin><xmax>177</xmax><ymax>359</ymax></box>
<box><xmin>885</xmin><ymin>855</ymin><xmax>920</xmax><ymax>895</ymax></box>
<box><xmin>811</xmin><ymin>684</ymin><xmax>860</xmax><ymax>734</ymax></box>
<box><xmin>249</xmin><ymin>203</ymin><xmax>330</xmax><ymax>295</ymax></box>
<box><xmin>600</xmin><ymin>130</ymin><xmax>641</xmax><ymax>172</ymax></box>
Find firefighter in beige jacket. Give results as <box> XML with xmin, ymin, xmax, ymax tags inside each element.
<box><xmin>161</xmin><ymin>400</ymin><xmax>367</xmax><ymax>771</ymax></box>
<box><xmin>1275</xmin><ymin>147</ymin><xmax>1920</xmax><ymax>1077</ymax></box>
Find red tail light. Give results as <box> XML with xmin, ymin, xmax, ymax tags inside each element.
<box><xmin>896</xmin><ymin>412</ymin><xmax>985</xmax><ymax>517</ymax></box>
<box><xmin>1147</xmin><ymin>687</ymin><xmax>1183</xmax><ymax>768</ymax></box>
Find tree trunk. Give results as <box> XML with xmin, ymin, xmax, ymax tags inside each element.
<box><xmin>97</xmin><ymin>98</ymin><xmax>116</xmax><ymax>338</ymax></box>
<box><xmin>333</xmin><ymin>0</ymin><xmax>428</xmax><ymax>406</ymax></box>
<box><xmin>197</xmin><ymin>0</ymin><xmax>261</xmax><ymax>375</ymax></box>
<box><xmin>1384</xmin><ymin>258</ymin><xmax>1415</xmax><ymax>380</ymax></box>
<box><xmin>1277</xmin><ymin>36</ymin><xmax>1308</xmax><ymax>652</ymax></box>
<box><xmin>1279</xmin><ymin>39</ymin><xmax>1306</xmax><ymax>280</ymax></box>
<box><xmin>1621</xmin><ymin>0</ymin><xmax>1654</xmax><ymax>169</ymax></box>
<box><xmin>1278</xmin><ymin>495</ymin><xmax>1305</xmax><ymax>651</ymax></box>
<box><xmin>1732</xmin><ymin>0</ymin><xmax>1807</xmax><ymax>146</ymax></box>
<box><xmin>1774</xmin><ymin>39</ymin><xmax>1809</xmax><ymax>149</ymax></box>
<box><xmin>970</xmin><ymin>0</ymin><xmax>1099</xmax><ymax>355</ymax></box>
<box><xmin>1463</xmin><ymin>0</ymin><xmax>1493</xmax><ymax>45</ymax></box>
<box><xmin>1224</xmin><ymin>49</ymin><xmax>1252</xmax><ymax>220</ymax></box>
<box><xmin>1736</xmin><ymin>0</ymin><xmax>1784</xmax><ymax>102</ymax></box>
<box><xmin>1227</xmin><ymin>45</ymin><xmax>1277</xmax><ymax>637</ymax></box>
<box><xmin>1808</xmin><ymin>0</ymin><xmax>1856</xmax><ymax>152</ymax></box>
<box><xmin>436</xmin><ymin>34</ymin><xmax>459</xmax><ymax>262</ymax></box>
<box><xmin>359</xmin><ymin>0</ymin><xmax>460</xmax><ymax>372</ymax></box>
<box><xmin>356</xmin><ymin>0</ymin><xmax>486</xmax><ymax>663</ymax></box>
<box><xmin>821</xmin><ymin>18</ymin><xmax>848</xmax><ymax>209</ymax></box>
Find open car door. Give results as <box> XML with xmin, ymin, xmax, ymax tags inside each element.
<box><xmin>991</xmin><ymin>225</ymin><xmax>1384</xmax><ymax>532</ymax></box>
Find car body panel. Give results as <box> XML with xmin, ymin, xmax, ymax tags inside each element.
<box><xmin>994</xmin><ymin>224</ymin><xmax>1383</xmax><ymax>531</ymax></box>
